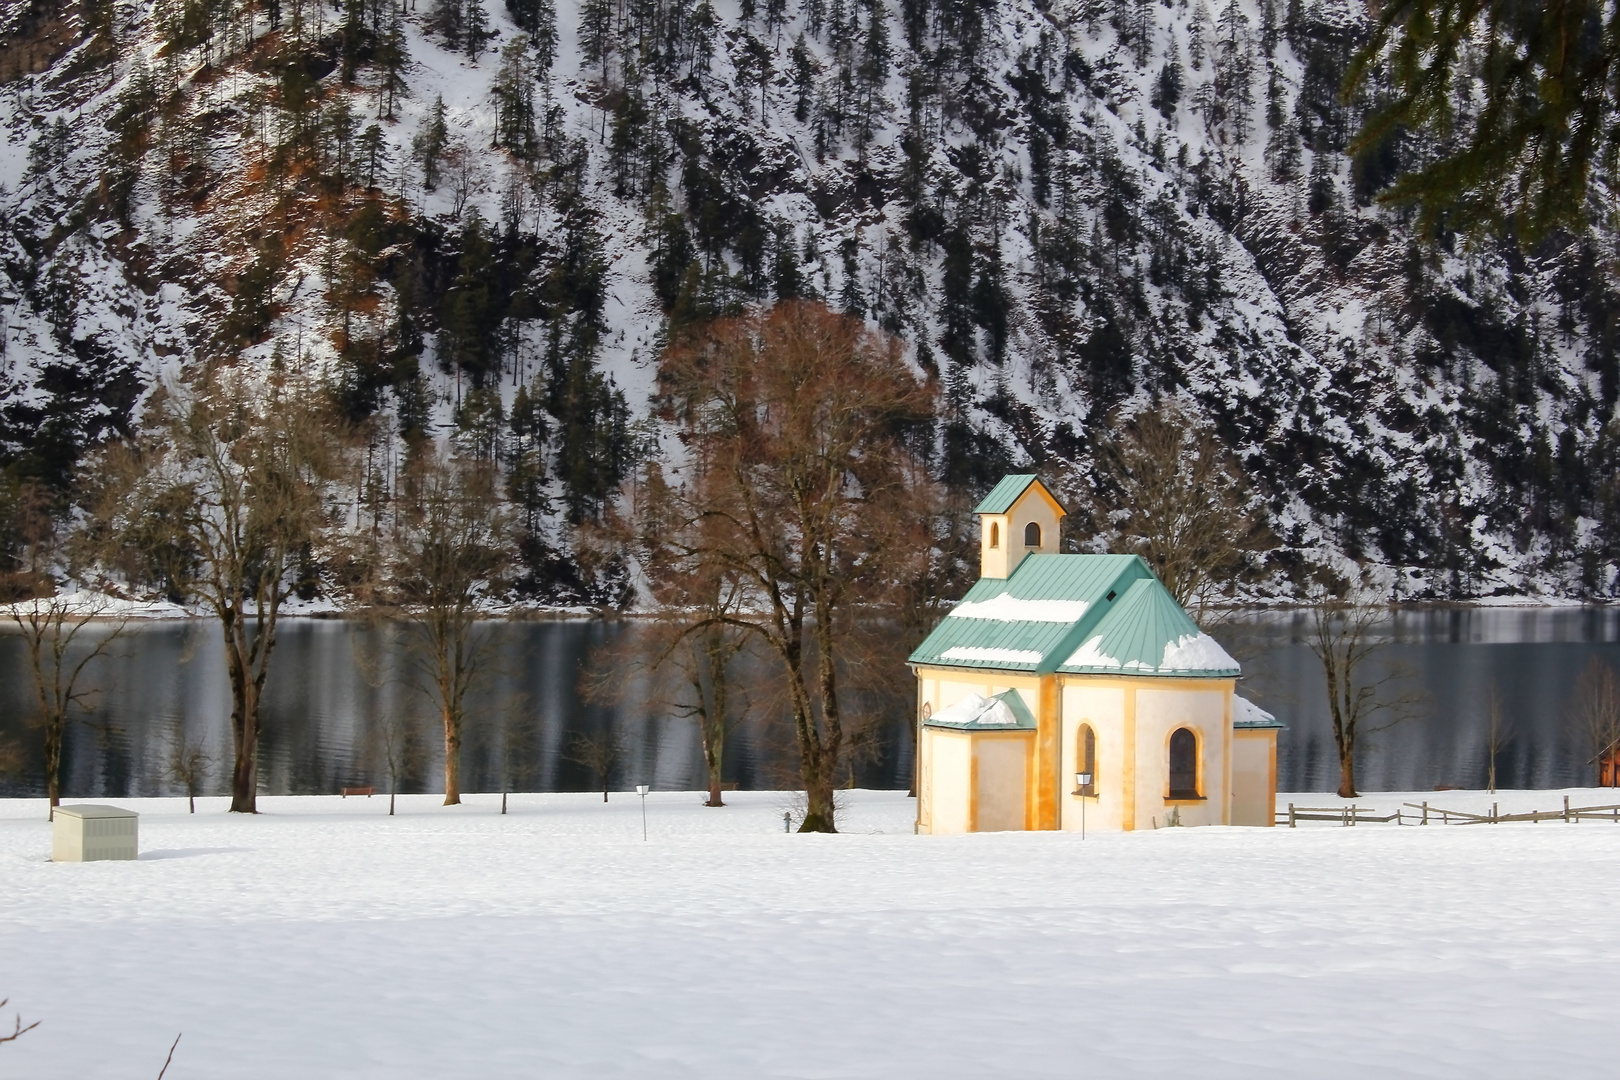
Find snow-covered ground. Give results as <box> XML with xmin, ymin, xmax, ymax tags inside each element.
<box><xmin>3</xmin><ymin>789</ymin><xmax>1618</xmax><ymax>1078</ymax></box>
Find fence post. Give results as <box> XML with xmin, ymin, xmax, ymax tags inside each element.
<box><xmin>1421</xmin><ymin>801</ymin><xmax>1428</xmax><ymax>825</ymax></box>
<box><xmin>1564</xmin><ymin>795</ymin><xmax>1570</xmax><ymax>824</ymax></box>
<box><xmin>1288</xmin><ymin>803</ymin><xmax>1295</xmax><ymax>828</ymax></box>
<box><xmin>1492</xmin><ymin>802</ymin><xmax>1498</xmax><ymax>823</ymax></box>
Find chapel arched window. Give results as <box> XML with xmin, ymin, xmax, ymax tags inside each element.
<box><xmin>989</xmin><ymin>522</ymin><xmax>1000</xmax><ymax>549</ymax></box>
<box><xmin>1076</xmin><ymin>724</ymin><xmax>1097</xmax><ymax>796</ymax></box>
<box><xmin>1024</xmin><ymin>522</ymin><xmax>1041</xmax><ymax>547</ymax></box>
<box><xmin>1168</xmin><ymin>727</ymin><xmax>1199</xmax><ymax>799</ymax></box>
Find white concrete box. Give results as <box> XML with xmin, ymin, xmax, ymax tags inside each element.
<box><xmin>53</xmin><ymin>805</ymin><xmax>138</xmax><ymax>862</ymax></box>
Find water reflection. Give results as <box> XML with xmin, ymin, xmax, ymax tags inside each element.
<box><xmin>0</xmin><ymin>618</ymin><xmax>911</xmax><ymax>799</ymax></box>
<box><xmin>1221</xmin><ymin>607</ymin><xmax>1620</xmax><ymax>791</ymax></box>
<box><xmin>2</xmin><ymin>608</ymin><xmax>1619</xmax><ymax>799</ymax></box>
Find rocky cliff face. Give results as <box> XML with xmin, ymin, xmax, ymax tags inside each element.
<box><xmin>4</xmin><ymin>0</ymin><xmax>1618</xmax><ymax>600</ymax></box>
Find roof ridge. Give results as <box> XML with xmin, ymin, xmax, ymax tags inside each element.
<box><xmin>1035</xmin><ymin>558</ymin><xmax>1148</xmax><ymax>674</ymax></box>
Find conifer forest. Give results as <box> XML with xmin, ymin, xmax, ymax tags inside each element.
<box><xmin>3</xmin><ymin>0</ymin><xmax>1620</xmax><ymax>602</ymax></box>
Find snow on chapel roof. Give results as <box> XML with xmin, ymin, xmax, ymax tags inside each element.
<box><xmin>908</xmin><ymin>552</ymin><xmax>1239</xmax><ymax>678</ymax></box>
<box><xmin>923</xmin><ymin>690</ymin><xmax>1038</xmax><ymax>730</ymax></box>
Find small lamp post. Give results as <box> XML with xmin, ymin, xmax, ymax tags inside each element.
<box><xmin>636</xmin><ymin>784</ymin><xmax>650</xmax><ymax>840</ymax></box>
<box><xmin>1075</xmin><ymin>772</ymin><xmax>1094</xmax><ymax>840</ymax></box>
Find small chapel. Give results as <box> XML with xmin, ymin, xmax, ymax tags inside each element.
<box><xmin>908</xmin><ymin>475</ymin><xmax>1281</xmax><ymax>834</ymax></box>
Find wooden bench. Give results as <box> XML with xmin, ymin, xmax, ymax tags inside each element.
<box><xmin>341</xmin><ymin>786</ymin><xmax>375</xmax><ymax>798</ymax></box>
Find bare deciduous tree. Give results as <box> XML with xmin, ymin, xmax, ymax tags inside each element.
<box><xmin>3</xmin><ymin>593</ymin><xmax>127</xmax><ymax>818</ymax></box>
<box><xmin>390</xmin><ymin>450</ymin><xmax>511</xmax><ymax>805</ymax></box>
<box><xmin>566</xmin><ymin>729</ymin><xmax>622</xmax><ymax>801</ymax></box>
<box><xmin>164</xmin><ymin>721</ymin><xmax>213</xmax><ymax>813</ymax></box>
<box><xmin>112</xmin><ymin>371</ymin><xmax>338</xmax><ymax>813</ymax></box>
<box><xmin>1566</xmin><ymin>657</ymin><xmax>1620</xmax><ymax>785</ymax></box>
<box><xmin>616</xmin><ymin>462</ymin><xmax>751</xmax><ymax>807</ymax></box>
<box><xmin>657</xmin><ymin>301</ymin><xmax>936</xmax><ymax>832</ymax></box>
<box><xmin>2</xmin><ymin>500</ymin><xmax>128</xmax><ymax>818</ymax></box>
<box><xmin>0</xmin><ymin>998</ymin><xmax>39</xmax><ymax>1045</ymax></box>
<box><xmin>350</xmin><ymin>623</ymin><xmax>425</xmax><ymax>817</ymax></box>
<box><xmin>371</xmin><ymin>708</ymin><xmax>423</xmax><ymax>816</ymax></box>
<box><xmin>1483</xmin><ymin>680</ymin><xmax>1514</xmax><ymax>794</ymax></box>
<box><xmin>1089</xmin><ymin>399</ymin><xmax>1262</xmax><ymax>621</ymax></box>
<box><xmin>1308</xmin><ymin>588</ymin><xmax>1424</xmax><ymax>798</ymax></box>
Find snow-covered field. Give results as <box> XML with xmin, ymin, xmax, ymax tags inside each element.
<box><xmin>3</xmin><ymin>789</ymin><xmax>1618</xmax><ymax>1078</ymax></box>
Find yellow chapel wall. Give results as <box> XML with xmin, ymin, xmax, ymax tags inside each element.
<box><xmin>916</xmin><ymin>667</ymin><xmax>1239</xmax><ymax>834</ymax></box>
<box><xmin>972</xmin><ymin>731</ymin><xmax>1035</xmax><ymax>831</ymax></box>
<box><xmin>1230</xmin><ymin>728</ymin><xmax>1278</xmax><ymax>827</ymax></box>
<box><xmin>1133</xmin><ymin>684</ymin><xmax>1234</xmax><ymax>829</ymax></box>
<box><xmin>1058</xmin><ymin>682</ymin><xmax>1129</xmax><ymax>832</ymax></box>
<box><xmin>922</xmin><ymin>728</ymin><xmax>972</xmax><ymax>834</ymax></box>
<box><xmin>914</xmin><ymin>667</ymin><xmax>1043</xmax><ymax>835</ymax></box>
<box><xmin>916</xmin><ymin>726</ymin><xmax>1034</xmax><ymax>835</ymax></box>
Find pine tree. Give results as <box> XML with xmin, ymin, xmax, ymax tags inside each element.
<box><xmin>690</xmin><ymin>0</ymin><xmax>717</xmax><ymax>84</ymax></box>
<box><xmin>413</xmin><ymin>95</ymin><xmax>451</xmax><ymax>191</ymax></box>
<box><xmin>791</xmin><ymin>34</ymin><xmax>815</xmax><ymax>122</ymax></box>
<box><xmin>442</xmin><ymin>210</ymin><xmax>503</xmax><ymax>382</ymax></box>
<box><xmin>464</xmin><ymin>0</ymin><xmax>491</xmax><ymax>57</ymax></box>
<box><xmin>1354</xmin><ymin>0</ymin><xmax>1620</xmax><ymax>238</ymax></box>
<box><xmin>507</xmin><ymin>374</ymin><xmax>550</xmax><ymax>531</ymax></box>
<box><xmin>358</xmin><ymin>123</ymin><xmax>389</xmax><ymax>188</ymax></box>
<box><xmin>802</xmin><ymin>0</ymin><xmax>826</xmax><ymax>37</ymax></box>
<box><xmin>432</xmin><ymin>0</ymin><xmax>463</xmax><ymax>49</ymax></box>
<box><xmin>1153</xmin><ymin>44</ymin><xmax>1183</xmax><ymax>120</ymax></box>
<box><xmin>772</xmin><ymin>220</ymin><xmax>802</xmax><ymax>301</ymax></box>
<box><xmin>1215</xmin><ymin>0</ymin><xmax>1254</xmax><ymax>143</ymax></box>
<box><xmin>325</xmin><ymin>96</ymin><xmax>361</xmax><ymax>186</ymax></box>
<box><xmin>579</xmin><ymin>0</ymin><xmax>614</xmax><ymax>75</ymax></box>
<box><xmin>377</xmin><ymin>13</ymin><xmax>410</xmax><ymax>120</ymax></box>
<box><xmin>854</xmin><ymin>0</ymin><xmax>889</xmax><ymax>154</ymax></box>
<box><xmin>492</xmin><ymin>35</ymin><xmax>537</xmax><ymax>157</ymax></box>
<box><xmin>531</xmin><ymin>0</ymin><xmax>558</xmax><ymax>77</ymax></box>
<box><xmin>1188</xmin><ymin>0</ymin><xmax>1211</xmax><ymax>70</ymax></box>
<box><xmin>339</xmin><ymin>0</ymin><xmax>367</xmax><ymax>84</ymax></box>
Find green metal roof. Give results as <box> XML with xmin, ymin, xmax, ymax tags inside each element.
<box><xmin>908</xmin><ymin>553</ymin><xmax>1239</xmax><ymax>679</ymax></box>
<box><xmin>923</xmin><ymin>690</ymin><xmax>1038</xmax><ymax>730</ymax></box>
<box><xmin>973</xmin><ymin>474</ymin><xmax>1064</xmax><ymax>515</ymax></box>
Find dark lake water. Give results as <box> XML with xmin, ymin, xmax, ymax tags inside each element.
<box><xmin>2</xmin><ymin>608</ymin><xmax>1618</xmax><ymax>799</ymax></box>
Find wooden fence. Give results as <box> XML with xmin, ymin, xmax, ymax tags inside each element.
<box><xmin>1277</xmin><ymin>796</ymin><xmax>1620</xmax><ymax>827</ymax></box>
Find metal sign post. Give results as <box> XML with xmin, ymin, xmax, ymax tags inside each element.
<box><xmin>1075</xmin><ymin>772</ymin><xmax>1093</xmax><ymax>840</ymax></box>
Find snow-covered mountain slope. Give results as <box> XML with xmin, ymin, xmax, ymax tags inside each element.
<box><xmin>3</xmin><ymin>0</ymin><xmax>1618</xmax><ymax>600</ymax></box>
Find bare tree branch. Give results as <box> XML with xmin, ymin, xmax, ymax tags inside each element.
<box><xmin>0</xmin><ymin>999</ymin><xmax>39</xmax><ymax>1045</ymax></box>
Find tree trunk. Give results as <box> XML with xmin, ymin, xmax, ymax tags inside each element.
<box><xmin>801</xmin><ymin>780</ymin><xmax>836</xmax><ymax>832</ymax></box>
<box><xmin>601</xmin><ymin>784</ymin><xmax>608</xmax><ymax>803</ymax></box>
<box><xmin>703</xmin><ymin>638</ymin><xmax>726</xmax><ymax>807</ymax></box>
<box><xmin>798</xmin><ymin>614</ymin><xmax>842</xmax><ymax>833</ymax></box>
<box><xmin>44</xmin><ymin>716</ymin><xmax>62</xmax><ymax>816</ymax></box>
<box><xmin>1337</xmin><ymin>745</ymin><xmax>1356</xmax><ymax>799</ymax></box>
<box><xmin>442</xmin><ymin>707</ymin><xmax>461</xmax><ymax>805</ymax></box>
<box><xmin>225</xmin><ymin>614</ymin><xmax>261</xmax><ymax>813</ymax></box>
